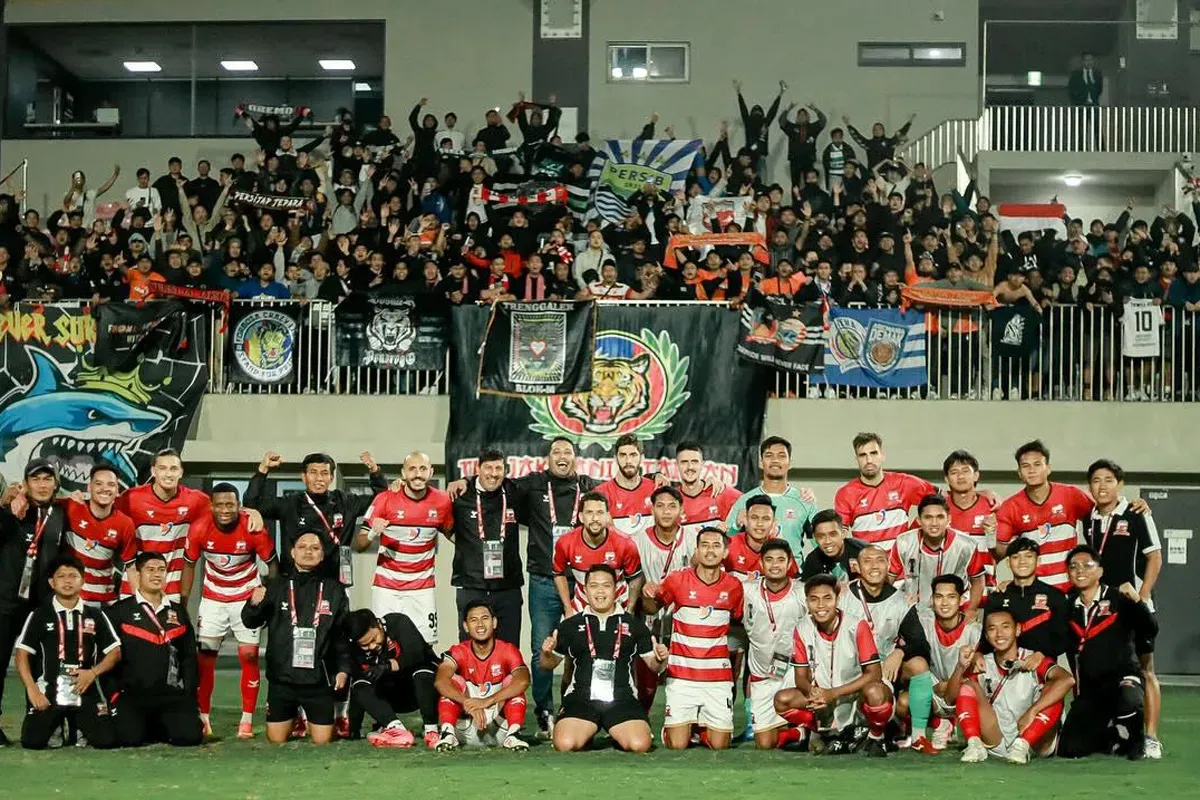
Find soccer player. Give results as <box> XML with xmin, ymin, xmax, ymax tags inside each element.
<box><xmin>553</xmin><ymin>492</ymin><xmax>643</xmax><ymax>613</ymax></box>
<box><xmin>59</xmin><ymin>464</ymin><xmax>136</xmax><ymax>608</ymax></box>
<box><xmin>345</xmin><ymin>609</ymin><xmax>442</xmax><ymax>749</ymax></box>
<box><xmin>743</xmin><ymin>540</ymin><xmax>806</xmax><ymax>750</ymax></box>
<box><xmin>839</xmin><ymin>544</ymin><xmax>937</xmax><ymax>754</ymax></box>
<box><xmin>725</xmin><ymin>437</ymin><xmax>818</xmax><ymax>559</ymax></box>
<box><xmin>596</xmin><ymin>434</ymin><xmax>657</xmax><ymax>537</ymax></box>
<box><xmin>541</xmin><ymin>565</ymin><xmax>665</xmax><ymax>753</ymax></box>
<box><xmin>434</xmin><ymin>600</ymin><xmax>530</xmax><ymax>751</ymax></box>
<box><xmin>14</xmin><ymin>555</ymin><xmax>120</xmax><ymax>750</ymax></box>
<box><xmin>984</xmin><ymin>539</ymin><xmax>1071</xmax><ymax>658</ymax></box>
<box><xmin>942</xmin><ymin>450</ymin><xmax>998</xmax><ymax>593</ymax></box>
<box><xmin>115</xmin><ymin>448</ymin><xmax>212</xmax><ymax>601</ymax></box>
<box><xmin>241</xmin><ymin>532</ymin><xmax>352</xmax><ymax>746</ymax></box>
<box><xmin>800</xmin><ymin>510</ymin><xmax>865</xmax><ymax>583</ymax></box>
<box><xmin>355</xmin><ymin>452</ymin><xmax>454</xmax><ymax>645</ymax></box>
<box><xmin>834</xmin><ymin>432</ymin><xmax>936</xmax><ymax>551</ymax></box>
<box><xmin>181</xmin><ymin>483</ymin><xmax>277</xmax><ymax>740</ymax></box>
<box><xmin>951</xmin><ymin>606</ymin><xmax>1074</xmax><ymax>764</ymax></box>
<box><xmin>1059</xmin><ymin>545</ymin><xmax>1157</xmax><ymax>760</ymax></box>
<box><xmin>914</xmin><ymin>574</ymin><xmax>981</xmax><ymax>750</ymax></box>
<box><xmin>888</xmin><ymin>494</ymin><xmax>985</xmax><ymax>613</ymax></box>
<box><xmin>643</xmin><ymin>527</ymin><xmax>744</xmax><ymax>750</ymax></box>
<box><xmin>1083</xmin><ymin>459</ymin><xmax>1163</xmax><ymax>758</ymax></box>
<box><xmin>675</xmin><ymin>441</ymin><xmax>741</xmax><ymax>537</ymax></box>
<box><xmin>775</xmin><ymin>574</ymin><xmax>893</xmax><ymax>758</ymax></box>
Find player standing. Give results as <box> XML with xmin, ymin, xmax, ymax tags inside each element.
<box><xmin>887</xmin><ymin>495</ymin><xmax>985</xmax><ymax>613</ymax></box>
<box><xmin>60</xmin><ymin>464</ymin><xmax>136</xmax><ymax>607</ymax></box>
<box><xmin>674</xmin><ymin>442</ymin><xmax>742</xmax><ymax>538</ymax></box>
<box><xmin>942</xmin><ymin>450</ymin><xmax>998</xmax><ymax>594</ymax></box>
<box><xmin>181</xmin><ymin>483</ymin><xmax>277</xmax><ymax>740</ymax></box>
<box><xmin>834</xmin><ymin>433</ymin><xmax>936</xmax><ymax>551</ymax></box>
<box><xmin>595</xmin><ymin>435</ymin><xmax>657</xmax><ymax>537</ymax></box>
<box><xmin>743</xmin><ymin>540</ymin><xmax>806</xmax><ymax>750</ymax></box>
<box><xmin>914</xmin><ymin>575</ymin><xmax>981</xmax><ymax>750</ymax></box>
<box><xmin>725</xmin><ymin>437</ymin><xmax>818</xmax><ymax>559</ymax></box>
<box><xmin>553</xmin><ymin>492</ymin><xmax>643</xmax><ymax>614</ymax></box>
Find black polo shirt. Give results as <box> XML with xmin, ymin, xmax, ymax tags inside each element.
<box><xmin>16</xmin><ymin>599</ymin><xmax>120</xmax><ymax>703</ymax></box>
<box><xmin>984</xmin><ymin>578</ymin><xmax>1072</xmax><ymax>657</ymax></box>
<box><xmin>0</xmin><ymin>504</ymin><xmax>65</xmax><ymax>613</ymax></box>
<box><xmin>1084</xmin><ymin>500</ymin><xmax>1162</xmax><ymax>593</ymax></box>
<box><xmin>553</xmin><ymin>610</ymin><xmax>653</xmax><ymax>704</ymax></box>
<box><xmin>513</xmin><ymin>472</ymin><xmax>601</xmax><ymax>578</ymax></box>
<box><xmin>800</xmin><ymin>537</ymin><xmax>866</xmax><ymax>582</ymax></box>
<box><xmin>450</xmin><ymin>480</ymin><xmax>526</xmax><ymax>591</ymax></box>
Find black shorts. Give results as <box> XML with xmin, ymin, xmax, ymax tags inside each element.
<box><xmin>558</xmin><ymin>694</ymin><xmax>647</xmax><ymax>732</ymax></box>
<box><xmin>267</xmin><ymin>681</ymin><xmax>334</xmax><ymax>725</ymax></box>
<box><xmin>1136</xmin><ymin>612</ymin><xmax>1158</xmax><ymax>656</ymax></box>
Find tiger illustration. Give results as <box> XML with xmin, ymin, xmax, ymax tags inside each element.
<box><xmin>559</xmin><ymin>353</ymin><xmax>652</xmax><ymax>435</ymax></box>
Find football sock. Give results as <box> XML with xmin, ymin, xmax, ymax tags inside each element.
<box><xmin>779</xmin><ymin>707</ymin><xmax>816</xmax><ymax>729</ymax></box>
<box><xmin>1019</xmin><ymin>700</ymin><xmax>1062</xmax><ymax>746</ymax></box>
<box><xmin>862</xmin><ymin>700</ymin><xmax>894</xmax><ymax>739</ymax></box>
<box><xmin>237</xmin><ymin>644</ymin><xmax>260</xmax><ymax>715</ymax></box>
<box><xmin>907</xmin><ymin>671</ymin><xmax>934</xmax><ymax>737</ymax></box>
<box><xmin>503</xmin><ymin>696</ymin><xmax>527</xmax><ymax>729</ymax></box>
<box><xmin>196</xmin><ymin>650</ymin><xmax>218</xmax><ymax>715</ymax></box>
<box><xmin>955</xmin><ymin>684</ymin><xmax>982</xmax><ymax>740</ymax></box>
<box><xmin>437</xmin><ymin>697</ymin><xmax>461</xmax><ymax>728</ymax></box>
<box><xmin>776</xmin><ymin>727</ymin><xmax>802</xmax><ymax>748</ymax></box>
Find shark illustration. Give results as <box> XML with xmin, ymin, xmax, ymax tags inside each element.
<box><xmin>0</xmin><ymin>350</ymin><xmax>168</xmax><ymax>487</ymax></box>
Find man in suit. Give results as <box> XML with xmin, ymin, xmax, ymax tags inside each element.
<box><xmin>1069</xmin><ymin>52</ymin><xmax>1103</xmax><ymax>106</ymax></box>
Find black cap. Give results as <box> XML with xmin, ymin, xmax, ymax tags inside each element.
<box><xmin>1183</xmin><ymin>261</ymin><xmax>1199</xmax><ymax>273</ymax></box>
<box><xmin>24</xmin><ymin>458</ymin><xmax>57</xmax><ymax>480</ymax></box>
<box><xmin>879</xmin><ymin>231</ymin><xmax>895</xmax><ymax>240</ymax></box>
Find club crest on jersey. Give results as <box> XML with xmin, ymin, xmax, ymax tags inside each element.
<box><xmin>427</xmin><ymin>509</ymin><xmax>438</xmax><ymax>519</ymax></box>
<box><xmin>1032</xmin><ymin>594</ymin><xmax>1049</xmax><ymax>611</ymax></box>
<box><xmin>1097</xmin><ymin>600</ymin><xmax>1112</xmax><ymax>616</ymax></box>
<box><xmin>318</xmin><ymin>600</ymin><xmax>332</xmax><ymax>616</ymax></box>
<box><xmin>166</xmin><ymin>610</ymin><xmax>178</xmax><ymax>625</ymax></box>
<box><xmin>525</xmin><ymin>328</ymin><xmax>690</xmax><ymax>451</ymax></box>
<box><xmin>1051</xmin><ymin>504</ymin><xmax>1063</xmax><ymax>515</ymax></box>
<box><xmin>235</xmin><ymin>540</ymin><xmax>248</xmax><ymax>551</ymax></box>
<box><xmin>178</xmin><ymin>506</ymin><xmax>189</xmax><ymax>517</ymax></box>
<box><xmin>332</xmin><ymin>514</ymin><xmax>345</xmax><ymax>527</ymax></box>
<box><xmin>490</xmin><ymin>664</ymin><xmax>502</xmax><ymax>676</ymax></box>
<box><xmin>504</xmin><ymin>509</ymin><xmax>516</xmax><ymax>523</ymax></box>
<box><xmin>604</xmin><ymin>551</ymin><xmax>616</xmax><ymax>563</ymax></box>
<box><xmin>888</xmin><ymin>491</ymin><xmax>900</xmax><ymax>502</ymax></box>
<box><xmin>82</xmin><ymin>619</ymin><xmax>95</xmax><ymax>634</ymax></box>
<box><xmin>974</xmin><ymin>515</ymin><xmax>985</xmax><ymax>527</ymax></box>
<box><xmin>1114</xmin><ymin>521</ymin><xmax>1130</xmax><ymax>536</ymax></box>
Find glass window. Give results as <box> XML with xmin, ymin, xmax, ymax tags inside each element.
<box><xmin>609</xmin><ymin>43</ymin><xmax>689</xmax><ymax>82</ymax></box>
<box><xmin>858</xmin><ymin>42</ymin><xmax>967</xmax><ymax>67</ymax></box>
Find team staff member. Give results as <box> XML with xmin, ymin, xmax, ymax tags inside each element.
<box><xmin>1059</xmin><ymin>545</ymin><xmax>1157</xmax><ymax>761</ymax></box>
<box><xmin>247</xmin><ymin>450</ymin><xmax>390</xmax><ymax>581</ymax></box>
<box><xmin>345</xmin><ymin>609</ymin><xmax>442</xmax><ymax>749</ymax></box>
<box><xmin>449</xmin><ymin>448</ymin><xmax>527</xmax><ymax>646</ymax></box>
<box><xmin>1083</xmin><ymin>459</ymin><xmax>1163</xmax><ymax>759</ymax></box>
<box><xmin>106</xmin><ymin>552</ymin><xmax>203</xmax><ymax>748</ymax></box>
<box><xmin>800</xmin><ymin>510</ymin><xmax>865</xmax><ymax>583</ymax></box>
<box><xmin>14</xmin><ymin>556</ymin><xmax>121</xmax><ymax>750</ymax></box>
<box><xmin>725</xmin><ymin>437</ymin><xmax>818</xmax><ymax>559</ymax></box>
<box><xmin>541</xmin><ymin>565</ymin><xmax>665</xmax><ymax>753</ymax></box>
<box><xmin>984</xmin><ymin>539</ymin><xmax>1071</xmax><ymax>657</ymax></box>
<box><xmin>0</xmin><ymin>459</ymin><xmax>66</xmax><ymax>746</ymax></box>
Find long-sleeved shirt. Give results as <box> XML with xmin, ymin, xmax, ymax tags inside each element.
<box><xmin>846</xmin><ymin>120</ymin><xmax>913</xmax><ymax>169</ymax></box>
<box><xmin>779</xmin><ymin>107</ymin><xmax>828</xmax><ymax>167</ymax></box>
<box><xmin>106</xmin><ymin>593</ymin><xmax>198</xmax><ymax>696</ymax></box>
<box><xmin>1066</xmin><ymin>584</ymin><xmax>1157</xmax><ymax>689</ymax></box>
<box><xmin>241</xmin><ymin>571</ymin><xmax>351</xmax><ymax>686</ymax></box>
<box><xmin>738</xmin><ymin>93</ymin><xmax>781</xmax><ymax>156</ymax></box>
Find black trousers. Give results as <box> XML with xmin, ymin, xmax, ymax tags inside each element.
<box><xmin>22</xmin><ymin>701</ymin><xmax>118</xmax><ymax>750</ymax></box>
<box><xmin>0</xmin><ymin>603</ymin><xmax>35</xmax><ymax>718</ymax></box>
<box><xmin>114</xmin><ymin>691</ymin><xmax>203</xmax><ymax>747</ymax></box>
<box><xmin>455</xmin><ymin>587</ymin><xmax>523</xmax><ymax>646</ymax></box>
<box><xmin>1058</xmin><ymin>674</ymin><xmax>1145</xmax><ymax>758</ymax></box>
<box><xmin>349</xmin><ymin>665</ymin><xmax>439</xmax><ymax>734</ymax></box>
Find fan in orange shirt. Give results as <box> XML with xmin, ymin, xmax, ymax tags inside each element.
<box><xmin>124</xmin><ymin>253</ymin><xmax>166</xmax><ymax>301</ymax></box>
<box><xmin>758</xmin><ymin>259</ymin><xmax>807</xmax><ymax>297</ymax></box>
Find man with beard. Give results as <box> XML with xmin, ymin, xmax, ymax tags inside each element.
<box><xmin>596</xmin><ymin>434</ymin><xmax>657</xmax><ymax>538</ymax></box>
<box><xmin>834</xmin><ymin>433</ymin><xmax>936</xmax><ymax>552</ymax></box>
<box><xmin>674</xmin><ymin>442</ymin><xmax>741</xmax><ymax>541</ymax></box>
<box><xmin>553</xmin><ymin>493</ymin><xmax>643</xmax><ymax>614</ymax></box>
<box><xmin>59</xmin><ymin>464</ymin><xmax>136</xmax><ymax>607</ymax></box>
<box><xmin>725</xmin><ymin>437</ymin><xmax>818</xmax><ymax>560</ymax></box>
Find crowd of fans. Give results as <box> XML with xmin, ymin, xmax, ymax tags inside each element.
<box><xmin>0</xmin><ymin>87</ymin><xmax>1197</xmax><ymax>400</ymax></box>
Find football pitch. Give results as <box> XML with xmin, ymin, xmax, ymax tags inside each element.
<box><xmin>0</xmin><ymin>677</ymin><xmax>1195</xmax><ymax>800</ymax></box>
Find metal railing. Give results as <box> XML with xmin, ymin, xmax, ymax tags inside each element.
<box><xmin>773</xmin><ymin>304</ymin><xmax>1200</xmax><ymax>403</ymax></box>
<box><xmin>899</xmin><ymin>118</ymin><xmax>984</xmax><ymax>171</ymax></box>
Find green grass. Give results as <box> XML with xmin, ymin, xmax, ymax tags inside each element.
<box><xmin>0</xmin><ymin>676</ymin><xmax>1195</xmax><ymax>800</ymax></box>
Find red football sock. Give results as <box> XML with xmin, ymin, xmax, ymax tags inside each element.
<box><xmin>861</xmin><ymin>700</ymin><xmax>893</xmax><ymax>738</ymax></box>
<box><xmin>503</xmin><ymin>696</ymin><xmax>527</xmax><ymax>729</ymax></box>
<box><xmin>779</xmin><ymin>707</ymin><xmax>816</xmax><ymax>730</ymax></box>
<box><xmin>437</xmin><ymin>697</ymin><xmax>462</xmax><ymax>728</ymax></box>
<box><xmin>1019</xmin><ymin>700</ymin><xmax>1063</xmax><ymax>746</ymax></box>
<box><xmin>956</xmin><ymin>684</ymin><xmax>982</xmax><ymax>740</ymax></box>
<box><xmin>196</xmin><ymin>650</ymin><xmax>217</xmax><ymax>715</ymax></box>
<box><xmin>237</xmin><ymin>644</ymin><xmax>260</xmax><ymax>715</ymax></box>
<box><xmin>776</xmin><ymin>727</ymin><xmax>802</xmax><ymax>748</ymax></box>
<box><xmin>697</xmin><ymin>728</ymin><xmax>711</xmax><ymax>749</ymax></box>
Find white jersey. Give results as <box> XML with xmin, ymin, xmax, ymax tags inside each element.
<box><xmin>631</xmin><ymin>525</ymin><xmax>691</xmax><ymax>584</ymax></box>
<box><xmin>918</xmin><ymin>609</ymin><xmax>981</xmax><ymax>683</ymax></box>
<box><xmin>888</xmin><ymin>528</ymin><xmax>984</xmax><ymax>606</ymax></box>
<box><xmin>744</xmin><ymin>579</ymin><xmax>806</xmax><ymax>679</ymax></box>
<box><xmin>838</xmin><ymin>582</ymin><xmax>915</xmax><ymax>660</ymax></box>
<box><xmin>1121</xmin><ymin>298</ymin><xmax>1162</xmax><ymax>358</ymax></box>
<box><xmin>791</xmin><ymin>611</ymin><xmax>880</xmax><ymax>731</ymax></box>
<box><xmin>973</xmin><ymin>648</ymin><xmax>1057</xmax><ymax>752</ymax></box>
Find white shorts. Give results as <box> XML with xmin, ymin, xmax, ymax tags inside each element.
<box><xmin>932</xmin><ymin>692</ymin><xmax>955</xmax><ymax>717</ymax></box>
<box><xmin>371</xmin><ymin>586</ymin><xmax>438</xmax><ymax>644</ymax></box>
<box><xmin>196</xmin><ymin>596</ymin><xmax>259</xmax><ymax>645</ymax></box>
<box><xmin>749</xmin><ymin>674</ymin><xmax>794</xmax><ymax>733</ymax></box>
<box><xmin>663</xmin><ymin>678</ymin><xmax>734</xmax><ymax>732</ymax></box>
<box><xmin>454</xmin><ymin>706</ymin><xmax>503</xmax><ymax>746</ymax></box>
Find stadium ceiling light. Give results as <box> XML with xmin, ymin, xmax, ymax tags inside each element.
<box><xmin>221</xmin><ymin>60</ymin><xmax>258</xmax><ymax>71</ymax></box>
<box><xmin>123</xmin><ymin>61</ymin><xmax>162</xmax><ymax>73</ymax></box>
<box><xmin>1063</xmin><ymin>174</ymin><xmax>1083</xmax><ymax>187</ymax></box>
<box><xmin>319</xmin><ymin>59</ymin><xmax>356</xmax><ymax>71</ymax></box>
<box><xmin>631</xmin><ymin>67</ymin><xmax>649</xmax><ymax>79</ymax></box>
<box><xmin>1027</xmin><ymin>70</ymin><xmax>1043</xmax><ymax>87</ymax></box>
<box><xmin>354</xmin><ymin>82</ymin><xmax>372</xmax><ymax>92</ymax></box>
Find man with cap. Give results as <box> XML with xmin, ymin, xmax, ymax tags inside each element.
<box><xmin>0</xmin><ymin>459</ymin><xmax>67</xmax><ymax>745</ymax></box>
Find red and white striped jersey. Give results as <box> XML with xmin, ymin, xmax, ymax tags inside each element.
<box><xmin>444</xmin><ymin>639</ymin><xmax>526</xmax><ymax>698</ymax></box>
<box><xmin>60</xmin><ymin>499</ymin><xmax>136</xmax><ymax>607</ymax></box>
<box><xmin>723</xmin><ymin>532</ymin><xmax>800</xmax><ymax>584</ymax></box>
<box><xmin>363</xmin><ymin>488</ymin><xmax>454</xmax><ymax>592</ymax></box>
<box><xmin>595</xmin><ymin>476</ymin><xmax>656</xmax><ymax>538</ymax></box>
<box><xmin>996</xmin><ymin>483</ymin><xmax>1093</xmax><ymax>591</ymax></box>
<box><xmin>184</xmin><ymin>513</ymin><xmax>276</xmax><ymax>602</ymax></box>
<box><xmin>658</xmin><ymin>568</ymin><xmax>744</xmax><ymax>683</ymax></box>
<box><xmin>791</xmin><ymin>611</ymin><xmax>879</xmax><ymax>689</ymax></box>
<box><xmin>679</xmin><ymin>484</ymin><xmax>742</xmax><ymax>538</ymax></box>
<box><xmin>918</xmin><ymin>609</ymin><xmax>982</xmax><ymax>683</ymax></box>
<box><xmin>834</xmin><ymin>472</ymin><xmax>936</xmax><ymax>549</ymax></box>
<box><xmin>948</xmin><ymin>492</ymin><xmax>998</xmax><ymax>590</ymax></box>
<box><xmin>630</xmin><ymin>524</ymin><xmax>691</xmax><ymax>585</ymax></box>
<box><xmin>888</xmin><ymin>528</ymin><xmax>986</xmax><ymax>606</ymax></box>
<box><xmin>552</xmin><ymin>528</ymin><xmax>642</xmax><ymax>612</ymax></box>
<box><xmin>116</xmin><ymin>484</ymin><xmax>211</xmax><ymax>601</ymax></box>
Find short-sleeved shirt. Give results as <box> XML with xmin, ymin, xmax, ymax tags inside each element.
<box><xmin>443</xmin><ymin>639</ymin><xmax>526</xmax><ymax>699</ymax></box>
<box><xmin>1084</xmin><ymin>499</ymin><xmax>1162</xmax><ymax>594</ymax></box>
<box><xmin>679</xmin><ymin>484</ymin><xmax>742</xmax><ymax>538</ymax></box>
<box><xmin>887</xmin><ymin>528</ymin><xmax>986</xmax><ymax>606</ymax></box>
<box><xmin>553</xmin><ymin>528</ymin><xmax>643</xmax><ymax>612</ymax></box>
<box><xmin>658</xmin><ymin>568</ymin><xmax>744</xmax><ymax>683</ymax></box>
<box><xmin>834</xmin><ymin>472</ymin><xmax>937</xmax><ymax>549</ymax></box>
<box><xmin>723</xmin><ymin>533</ymin><xmax>799</xmax><ymax>583</ymax></box>
<box><xmin>363</xmin><ymin>487</ymin><xmax>454</xmax><ymax>592</ymax></box>
<box><xmin>800</xmin><ymin>538</ymin><xmax>866</xmax><ymax>582</ymax></box>
<box><xmin>595</xmin><ymin>476</ymin><xmax>656</xmax><ymax>538</ymax></box>
<box><xmin>725</xmin><ymin>485</ymin><xmax>819</xmax><ymax>560</ymax></box>
<box><xmin>184</xmin><ymin>512</ymin><xmax>276</xmax><ymax>603</ymax></box>
<box><xmin>116</xmin><ymin>484</ymin><xmax>212</xmax><ymax>601</ymax></box>
<box><xmin>554</xmin><ymin>610</ymin><xmax>654</xmax><ymax>703</ymax></box>
<box><xmin>16</xmin><ymin>599</ymin><xmax>120</xmax><ymax>702</ymax></box>
<box><xmin>60</xmin><ymin>499</ymin><xmax>137</xmax><ymax>606</ymax></box>
<box><xmin>996</xmin><ymin>483</ymin><xmax>1093</xmax><ymax>591</ymax></box>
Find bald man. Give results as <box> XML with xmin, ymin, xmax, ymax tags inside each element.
<box><xmin>356</xmin><ymin>453</ymin><xmax>455</xmax><ymax>644</ymax></box>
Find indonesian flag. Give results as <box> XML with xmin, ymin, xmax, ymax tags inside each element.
<box><xmin>997</xmin><ymin>202</ymin><xmax>1067</xmax><ymax>237</ymax></box>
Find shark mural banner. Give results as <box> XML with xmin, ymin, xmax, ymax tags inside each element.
<box><xmin>447</xmin><ymin>304</ymin><xmax>768</xmax><ymax>490</ymax></box>
<box><xmin>0</xmin><ymin>302</ymin><xmax>209</xmax><ymax>491</ymax></box>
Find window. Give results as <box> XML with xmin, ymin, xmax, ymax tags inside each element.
<box><xmin>858</xmin><ymin>42</ymin><xmax>966</xmax><ymax>67</ymax></box>
<box><xmin>608</xmin><ymin>43</ymin><xmax>689</xmax><ymax>82</ymax></box>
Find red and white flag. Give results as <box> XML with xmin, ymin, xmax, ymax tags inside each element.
<box><xmin>997</xmin><ymin>202</ymin><xmax>1067</xmax><ymax>237</ymax></box>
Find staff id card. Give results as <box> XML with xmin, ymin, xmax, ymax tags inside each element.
<box><xmin>483</xmin><ymin>540</ymin><xmax>505</xmax><ymax>580</ymax></box>
<box><xmin>293</xmin><ymin>627</ymin><xmax>317</xmax><ymax>669</ymax></box>
<box><xmin>17</xmin><ymin>557</ymin><xmax>34</xmax><ymax>601</ymax></box>
<box><xmin>56</xmin><ymin>665</ymin><xmax>82</xmax><ymax>707</ymax></box>
<box><xmin>590</xmin><ymin>659</ymin><xmax>616</xmax><ymax>703</ymax></box>
<box><xmin>770</xmin><ymin>653</ymin><xmax>790</xmax><ymax>679</ymax></box>
<box><xmin>338</xmin><ymin>545</ymin><xmax>354</xmax><ymax>586</ymax></box>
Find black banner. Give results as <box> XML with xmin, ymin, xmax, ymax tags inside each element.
<box><xmin>0</xmin><ymin>303</ymin><xmax>208</xmax><ymax>491</ymax></box>
<box><xmin>478</xmin><ymin>300</ymin><xmax>597</xmax><ymax>397</ymax></box>
<box><xmin>230</xmin><ymin>191</ymin><xmax>309</xmax><ymax>212</ymax></box>
<box><xmin>92</xmin><ymin>301</ymin><xmax>191</xmax><ymax>371</ymax></box>
<box><xmin>736</xmin><ymin>299</ymin><xmax>825</xmax><ymax>373</ymax></box>
<box><xmin>359</xmin><ymin>294</ymin><xmax>445</xmax><ymax>370</ymax></box>
<box><xmin>227</xmin><ymin>304</ymin><xmax>302</xmax><ymax>385</ymax></box>
<box><xmin>992</xmin><ymin>304</ymin><xmax>1041</xmax><ymax>358</ymax></box>
<box><xmin>449</xmin><ymin>304</ymin><xmax>768</xmax><ymax>489</ymax></box>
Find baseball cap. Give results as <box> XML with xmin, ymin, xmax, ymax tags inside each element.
<box><xmin>24</xmin><ymin>458</ymin><xmax>57</xmax><ymax>480</ymax></box>
<box><xmin>879</xmin><ymin>231</ymin><xmax>895</xmax><ymax>240</ymax></box>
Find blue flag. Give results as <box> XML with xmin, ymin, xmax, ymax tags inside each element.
<box><xmin>822</xmin><ymin>307</ymin><xmax>926</xmax><ymax>388</ymax></box>
<box><xmin>587</xmin><ymin>138</ymin><xmax>702</xmax><ymax>223</ymax></box>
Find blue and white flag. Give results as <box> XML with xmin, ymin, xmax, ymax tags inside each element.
<box><xmin>822</xmin><ymin>307</ymin><xmax>926</xmax><ymax>388</ymax></box>
<box><xmin>587</xmin><ymin>138</ymin><xmax>702</xmax><ymax>223</ymax></box>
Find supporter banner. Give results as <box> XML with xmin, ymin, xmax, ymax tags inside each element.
<box><xmin>588</xmin><ymin>138</ymin><xmax>702</xmax><ymax>223</ymax></box>
<box><xmin>736</xmin><ymin>300</ymin><xmax>825</xmax><ymax>374</ymax></box>
<box><xmin>524</xmin><ymin>142</ymin><xmax>580</xmax><ymax>179</ymax></box>
<box><xmin>237</xmin><ymin>103</ymin><xmax>311</xmax><ymax>119</ymax></box>
<box><xmin>448</xmin><ymin>304</ymin><xmax>768</xmax><ymax>489</ymax></box>
<box><xmin>359</xmin><ymin>294</ymin><xmax>445</xmax><ymax>370</ymax></box>
<box><xmin>478</xmin><ymin>300</ymin><xmax>597</xmax><ymax>397</ymax></box>
<box><xmin>230</xmin><ymin>191</ymin><xmax>309</xmax><ymax>212</ymax></box>
<box><xmin>1122</xmin><ymin>298</ymin><xmax>1163</xmax><ymax>358</ymax></box>
<box><xmin>991</xmin><ymin>304</ymin><xmax>1041</xmax><ymax>358</ymax></box>
<box><xmin>900</xmin><ymin>285</ymin><xmax>996</xmax><ymax>309</ymax></box>
<box><xmin>226</xmin><ymin>304</ymin><xmax>302</xmax><ymax>385</ymax></box>
<box><xmin>92</xmin><ymin>301</ymin><xmax>191</xmax><ymax>371</ymax></box>
<box><xmin>471</xmin><ymin>183</ymin><xmax>567</xmax><ymax>207</ymax></box>
<box><xmin>147</xmin><ymin>282</ymin><xmax>232</xmax><ymax>330</ymax></box>
<box><xmin>0</xmin><ymin>303</ymin><xmax>208</xmax><ymax>491</ymax></box>
<box><xmin>663</xmin><ymin>232</ymin><xmax>770</xmax><ymax>269</ymax></box>
<box><xmin>997</xmin><ymin>202</ymin><xmax>1067</xmax><ymax>237</ymax></box>
<box><xmin>823</xmin><ymin>307</ymin><xmax>927</xmax><ymax>388</ymax></box>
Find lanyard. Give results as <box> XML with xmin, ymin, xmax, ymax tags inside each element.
<box><xmin>761</xmin><ymin>581</ymin><xmax>788</xmax><ymax>631</ymax></box>
<box><xmin>919</xmin><ymin>539</ymin><xmax>946</xmax><ymax>582</ymax></box>
<box><xmin>822</xmin><ymin>613</ymin><xmax>841</xmax><ymax>688</ymax></box>
<box><xmin>662</xmin><ymin>529</ymin><xmax>684</xmax><ymax>576</ymax></box>
<box><xmin>1094</xmin><ymin>514</ymin><xmax>1116</xmax><ymax>557</ymax></box>
<box><xmin>988</xmin><ymin>660</ymin><xmax>1018</xmax><ymax>704</ymax></box>
<box><xmin>28</xmin><ymin>508</ymin><xmax>50</xmax><ymax>558</ymax></box>
<box><xmin>305</xmin><ymin>494</ymin><xmax>336</xmax><ymax>539</ymax></box>
<box><xmin>141</xmin><ymin>602</ymin><xmax>167</xmax><ymax>637</ymax></box>
<box><xmin>57</xmin><ymin>609</ymin><xmax>85</xmax><ymax>664</ymax></box>
<box><xmin>289</xmin><ymin>580</ymin><xmax>324</xmax><ymax>628</ymax></box>
<box><xmin>547</xmin><ymin>481</ymin><xmax>581</xmax><ymax>528</ymax></box>
<box><xmin>477</xmin><ymin>489</ymin><xmax>508</xmax><ymax>542</ymax></box>
<box><xmin>1078</xmin><ymin>594</ymin><xmax>1104</xmax><ymax>653</ymax></box>
<box><xmin>585</xmin><ymin>614</ymin><xmax>623</xmax><ymax>661</ymax></box>
<box><xmin>854</xmin><ymin>582</ymin><xmax>875</xmax><ymax>629</ymax></box>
